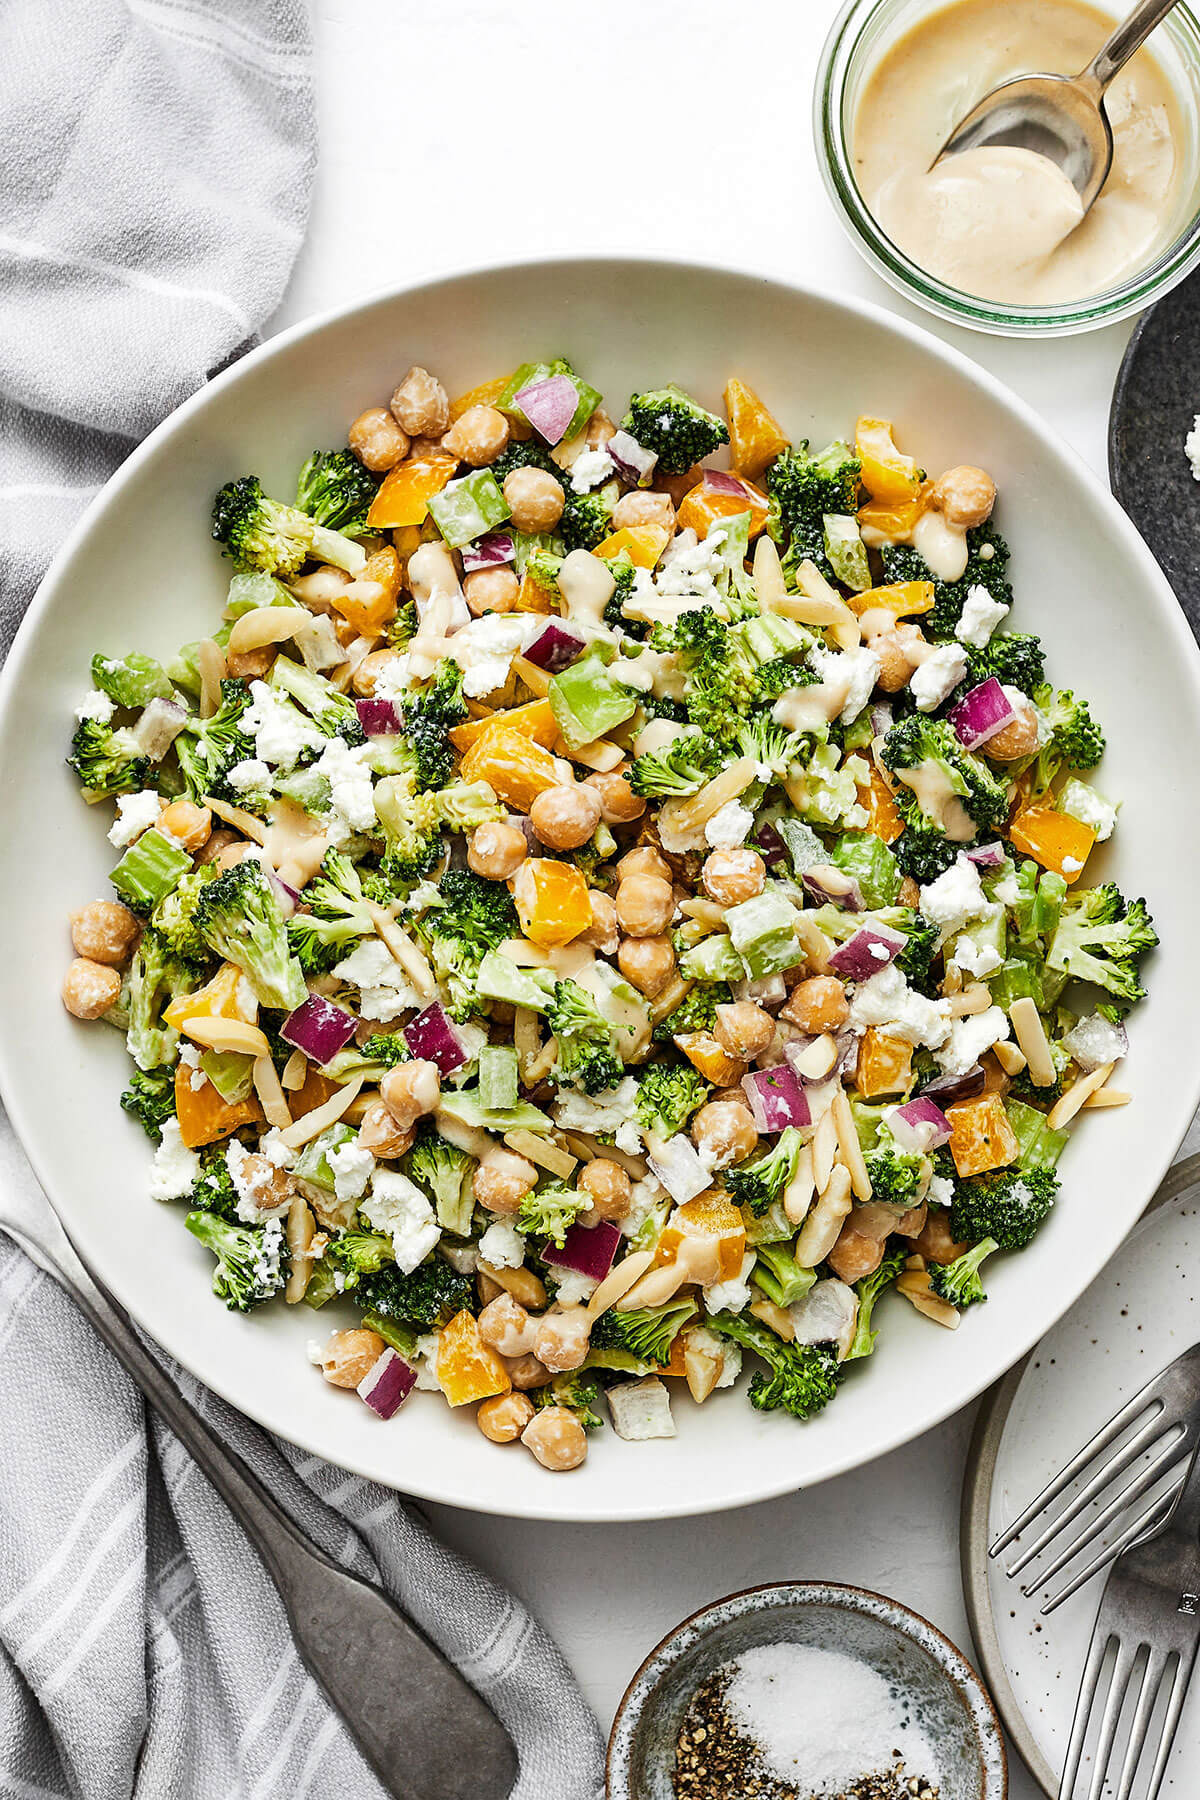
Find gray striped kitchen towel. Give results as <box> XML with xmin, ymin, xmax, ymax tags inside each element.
<box><xmin>0</xmin><ymin>2</ymin><xmax>606</xmax><ymax>1795</ymax></box>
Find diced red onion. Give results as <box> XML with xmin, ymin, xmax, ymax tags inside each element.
<box><xmin>514</xmin><ymin>815</ymin><xmax>539</xmax><ymax>852</ymax></box>
<box><xmin>355</xmin><ymin>696</ymin><xmax>402</xmax><ymax>735</ymax></box>
<box><xmin>607</xmin><ymin>429</ymin><xmax>658</xmax><ymax>485</ymax></box>
<box><xmin>948</xmin><ymin>677</ymin><xmax>1015</xmax><ymax>750</ymax></box>
<box><xmin>403</xmin><ymin>1003</ymin><xmax>467</xmax><ymax>1075</ymax></box>
<box><xmin>542</xmin><ymin>1218</ymin><xmax>621</xmax><ymax>1282</ymax></box>
<box><xmin>889</xmin><ymin>1096</ymin><xmax>952</xmax><ymax>1152</ymax></box>
<box><xmin>802</xmin><ymin>864</ymin><xmax>864</xmax><ymax>912</ymax></box>
<box><xmin>282</xmin><ymin>994</ymin><xmax>358</xmax><ymax>1063</ymax></box>
<box><xmin>754</xmin><ymin>821</ymin><xmax>788</xmax><ymax>867</ymax></box>
<box><xmin>828</xmin><ymin>924</ymin><xmax>907</xmax><ymax>982</ymax></box>
<box><xmin>263</xmin><ymin>866</ymin><xmax>298</xmax><ymax>918</ymax></box>
<box><xmin>356</xmin><ymin>1347</ymin><xmax>416</xmax><ymax>1419</ymax></box>
<box><xmin>701</xmin><ymin>469</ymin><xmax>751</xmax><ymax>497</ymax></box>
<box><xmin>515</xmin><ymin>374</ymin><xmax>578</xmax><ymax>446</ymax></box>
<box><xmin>870</xmin><ymin>703</ymin><xmax>894</xmax><ymax>739</ymax></box>
<box><xmin>647</xmin><ymin>1135</ymin><xmax>711</xmax><ymax>1204</ymax></box>
<box><xmin>734</xmin><ymin>973</ymin><xmax>787</xmax><ymax>1010</ymax></box>
<box><xmin>741</xmin><ymin>1065</ymin><xmax>811</xmax><ymax>1133</ymax></box>
<box><xmin>920</xmin><ymin>1063</ymin><xmax>986</xmax><ymax>1105</ymax></box>
<box><xmin>1061</xmin><ymin>1013</ymin><xmax>1128</xmax><ymax>1072</ymax></box>
<box><xmin>133</xmin><ymin>697</ymin><xmax>188</xmax><ymax>761</ymax></box>
<box><xmin>524</xmin><ymin>621</ymin><xmax>585</xmax><ymax>673</ymax></box>
<box><xmin>966</xmin><ymin>840</ymin><xmax>1007</xmax><ymax>871</ymax></box>
<box><xmin>460</xmin><ymin>531</ymin><xmax>515</xmax><ymax>574</ymax></box>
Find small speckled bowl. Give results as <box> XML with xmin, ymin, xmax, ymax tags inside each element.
<box><xmin>606</xmin><ymin>1582</ymin><xmax>1007</xmax><ymax>1799</ymax></box>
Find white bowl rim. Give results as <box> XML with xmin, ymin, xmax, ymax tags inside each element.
<box><xmin>3</xmin><ymin>251</ymin><xmax>1199</xmax><ymax>1522</ymax></box>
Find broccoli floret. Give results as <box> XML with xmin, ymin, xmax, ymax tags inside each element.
<box><xmin>485</xmin><ymin>440</ymin><xmax>568</xmax><ymax>491</ymax></box>
<box><xmin>652</xmin><ymin>980</ymin><xmax>732</xmax><ymax>1045</ymax></box>
<box><xmin>844</xmin><ymin>1248</ymin><xmax>907</xmax><ymax>1361</ymax></box>
<box><xmin>322</xmin><ymin>1033</ymin><xmax>410</xmax><ymax>1083</ymax></box>
<box><xmin>414</xmin><ymin>866</ymin><xmax>518</xmax><ymax>1021</ymax></box>
<box><xmin>755</xmin><ymin>658</ymin><xmax>816</xmax><ymax>703</ymax></box>
<box><xmin>287</xmin><ymin>850</ymin><xmax>377</xmax><ymax>975</ymax></box>
<box><xmin>891</xmin><ymin>825</ymin><xmax>959</xmax><ymax>885</ymax></box>
<box><xmin>193</xmin><ymin>859</ymin><xmax>307</xmax><ymax>1011</ymax></box>
<box><xmin>68</xmin><ymin>719</ymin><xmax>150</xmax><ymax>799</ymax></box>
<box><xmin>559</xmin><ymin>490</ymin><xmax>613</xmax><ymax>552</ymax></box>
<box><xmin>1006</xmin><ymin>1037</ymin><xmax>1069</xmax><ymax>1106</ymax></box>
<box><xmin>358</xmin><ymin>1255</ymin><xmax>475</xmax><ymax>1331</ymax></box>
<box><xmin>590</xmin><ymin>1296</ymin><xmax>698</xmax><ymax>1365</ymax></box>
<box><xmin>405</xmin><ymin>1126</ymin><xmax>475</xmax><ymax>1235</ymax></box>
<box><xmin>1029</xmin><ymin>685</ymin><xmax>1106</xmax><ymax>794</ymax></box>
<box><xmin>881</xmin><ymin>714</ymin><xmax>1010</xmax><ymax>840</ymax></box>
<box><xmin>894</xmin><ymin>915</ymin><xmax>941</xmax><ymax>995</ymax></box>
<box><xmin>881</xmin><ymin>523</ymin><xmax>1012</xmax><ymax>639</ymax></box>
<box><xmin>864</xmin><ymin>1126</ymin><xmax>927</xmax><ymax>1207</ymax></box>
<box><xmin>323</xmin><ymin>1230</ymin><xmax>395</xmax><ymax>1292</ymax></box>
<box><xmin>752</xmin><ymin>1242</ymin><xmax>816</xmax><ymax>1308</ymax></box>
<box><xmin>622</xmin><ymin>386</ymin><xmax>729</xmax><ymax>476</ymax></box>
<box><xmin>191</xmin><ymin>1143</ymin><xmax>239</xmax><ymax>1220</ymax></box>
<box><xmin>374</xmin><ymin>769</ymin><xmax>443</xmax><ymax>891</ymax></box>
<box><xmin>766</xmin><ymin>440</ymin><xmax>862</xmax><ymax>577</ymax></box>
<box><xmin>1046</xmin><ymin>885</ymin><xmax>1157</xmax><ymax>1005</ymax></box>
<box><xmin>185</xmin><ymin>1211</ymin><xmax>285</xmax><ymax>1311</ymax></box>
<box><xmin>546</xmin><ymin>979</ymin><xmax>624</xmax><ymax>1094</ymax></box>
<box><xmin>950</xmin><ymin>1167</ymin><xmax>1060</xmax><ymax>1251</ymax></box>
<box><xmin>151</xmin><ymin>867</ymin><xmax>216</xmax><ymax>964</ymax></box>
<box><xmin>628</xmin><ymin>731</ymin><xmax>723</xmax><ymax>798</ymax></box>
<box><xmin>119</xmin><ymin>1066</ymin><xmax>177</xmax><ymax>1142</ymax></box>
<box><xmin>963</xmin><ymin>632</ymin><xmax>1045</xmax><ymax>699</ymax></box>
<box><xmin>211</xmin><ymin>475</ymin><xmax>362</xmax><ymax>578</ymax></box>
<box><xmin>727</xmin><ymin>1127</ymin><xmax>807</xmax><ymax>1216</ymax></box>
<box><xmin>401</xmin><ymin>659</ymin><xmax>468</xmax><ymax>790</ymax></box>
<box><xmin>436</xmin><ymin>780</ymin><xmax>505</xmax><ymax>834</ymax></box>
<box><xmin>126</xmin><ymin>929</ymin><xmax>190</xmax><ymax>1070</ymax></box>
<box><xmin>930</xmin><ymin>1236</ymin><xmax>999</xmax><ymax>1307</ymax></box>
<box><xmin>531</xmin><ymin>1371</ymin><xmax>604</xmax><ymax>1431</ymax></box>
<box><xmin>516</xmin><ymin>1183</ymin><xmax>587</xmax><ymax>1248</ymax></box>
<box><xmin>651</xmin><ymin>607</ymin><xmax>757</xmax><ymax>745</ymax></box>
<box><xmin>271</xmin><ymin>655</ymin><xmax>364</xmax><ymax>743</ymax></box>
<box><xmin>634</xmin><ymin>1062</ymin><xmax>710</xmax><ymax>1138</ymax></box>
<box><xmin>387</xmin><ymin>596</ymin><xmax>418</xmax><ymax>647</ymax></box>
<box><xmin>173</xmin><ymin>679</ymin><xmax>254</xmax><ymax>802</ymax></box>
<box><xmin>602</xmin><ymin>556</ymin><xmax>639</xmax><ymax>631</ymax></box>
<box><xmin>295</xmin><ymin>449</ymin><xmax>379</xmax><ymax>537</ymax></box>
<box><xmin>705</xmin><ymin>1311</ymin><xmax>839</xmax><ymax>1420</ymax></box>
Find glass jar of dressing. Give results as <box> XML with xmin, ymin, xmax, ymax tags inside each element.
<box><xmin>815</xmin><ymin>0</ymin><xmax>1200</xmax><ymax>333</ymax></box>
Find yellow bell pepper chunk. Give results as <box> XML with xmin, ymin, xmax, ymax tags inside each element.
<box><xmin>855</xmin><ymin>417</ymin><xmax>923</xmax><ymax>504</ymax></box>
<box><xmin>459</xmin><ymin>724</ymin><xmax>563</xmax><ymax>812</ymax></box>
<box><xmin>858</xmin><ymin>496</ymin><xmax>926</xmax><ymax>540</ymax></box>
<box><xmin>512</xmin><ymin>858</ymin><xmax>592</xmax><ymax>949</ymax></box>
<box><xmin>659</xmin><ymin>1193</ymin><xmax>746</xmax><ymax>1281</ymax></box>
<box><xmin>858</xmin><ymin>767</ymin><xmax>905</xmax><ymax>845</ymax></box>
<box><xmin>848</xmin><ymin>580</ymin><xmax>934</xmax><ymax>619</ymax></box>
<box><xmin>1009</xmin><ymin>805</ymin><xmax>1097</xmax><ymax>884</ymax></box>
<box><xmin>855</xmin><ymin>1027</ymin><xmax>913</xmax><ymax>1099</ymax></box>
<box><xmin>435</xmin><ymin>1312</ymin><xmax>512</xmax><ymax>1407</ymax></box>
<box><xmin>174</xmin><ymin>1064</ymin><xmax>262</xmax><ymax>1149</ymax></box>
<box><xmin>945</xmin><ymin>1095</ymin><xmax>1020</xmax><ymax>1178</ymax></box>
<box><xmin>449</xmin><ymin>375</ymin><xmax>512</xmax><ymax>422</ymax></box>
<box><xmin>449</xmin><ymin>697</ymin><xmax>558</xmax><ymax>754</ymax></box>
<box><xmin>593</xmin><ymin>524</ymin><xmax>671</xmax><ymax>568</ymax></box>
<box><xmin>366</xmin><ymin>454</ymin><xmax>458</xmax><ymax>530</ymax></box>
<box><xmin>724</xmin><ymin>377</ymin><xmax>789</xmax><ymax>481</ymax></box>
<box><xmin>165</xmin><ymin>962</ymin><xmax>257</xmax><ymax>1032</ymax></box>
<box><xmin>676</xmin><ymin>474</ymin><xmax>770</xmax><ymax>540</ymax></box>
<box><xmin>514</xmin><ymin>567</ymin><xmax>555</xmax><ymax>613</ymax></box>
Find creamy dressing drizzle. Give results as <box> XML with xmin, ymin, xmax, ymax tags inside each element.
<box><xmin>895</xmin><ymin>759</ymin><xmax>977</xmax><ymax>840</ymax></box>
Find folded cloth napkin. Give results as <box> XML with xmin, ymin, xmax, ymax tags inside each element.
<box><xmin>0</xmin><ymin>4</ymin><xmax>605</xmax><ymax>1796</ymax></box>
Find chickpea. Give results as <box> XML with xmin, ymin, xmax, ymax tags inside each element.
<box><xmin>357</xmin><ymin>1100</ymin><xmax>415</xmax><ymax>1160</ymax></box>
<box><xmin>898</xmin><ymin>875</ymin><xmax>921</xmax><ymax>909</ymax></box>
<box><xmin>612</xmin><ymin>490</ymin><xmax>675</xmax><ymax>536</ymax></box>
<box><xmin>352</xmin><ymin>649</ymin><xmax>404</xmax><ymax>697</ymax></box>
<box><xmin>714</xmin><ymin>1000</ymin><xmax>775</xmax><ymax>1060</ymax></box>
<box><xmin>618</xmin><ymin>933</ymin><xmax>676</xmax><ymax>997</ymax></box>
<box><xmin>586</xmin><ymin>407</ymin><xmax>617</xmax><ymax>450</ymax></box>
<box><xmin>691</xmin><ymin>1099</ymin><xmax>758</xmax><ymax>1167</ymax></box>
<box><xmin>868</xmin><ymin>623</ymin><xmax>927</xmax><ymax>694</ymax></box>
<box><xmin>983</xmin><ymin>693</ymin><xmax>1040</xmax><ymax>761</ymax></box>
<box><xmin>529</xmin><ymin>783</ymin><xmax>602</xmax><ymax>852</ymax></box>
<box><xmin>320</xmin><ymin>1328</ymin><xmax>385</xmax><ymax>1389</ymax></box>
<box><xmin>468</xmin><ymin>819</ymin><xmax>527</xmax><ymax>880</ymax></box>
<box><xmin>194</xmin><ymin>828</ymin><xmax>239</xmax><ymax>868</ymax></box>
<box><xmin>478</xmin><ymin>1293</ymin><xmax>537</xmax><ymax>1358</ymax></box>
<box><xmin>442</xmin><ymin>405</ymin><xmax>509</xmax><ymax>466</ymax></box>
<box><xmin>503</xmin><ymin>466</ymin><xmax>565</xmax><ymax>533</ymax></box>
<box><xmin>225</xmin><ymin>646</ymin><xmax>277</xmax><ymax>682</ymax></box>
<box><xmin>158</xmin><ymin>799</ymin><xmax>212</xmax><ymax>853</ymax></box>
<box><xmin>927</xmin><ymin>464</ymin><xmax>996</xmax><ymax>531</ymax></box>
<box><xmin>711</xmin><ymin>1084</ymin><xmax>755</xmax><ymax>1110</ymax></box>
<box><xmin>407</xmin><ymin>434</ymin><xmax>451</xmax><ymax>460</ymax></box>
<box><xmin>702</xmin><ymin>848</ymin><xmax>766</xmax><ymax>907</ymax></box>
<box><xmin>911</xmin><ymin>1208</ymin><xmax>969</xmax><ymax>1265</ymax></box>
<box><xmin>477</xmin><ymin>1391</ymin><xmax>535</xmax><ymax>1444</ymax></box>
<box><xmin>463</xmin><ymin>566</ymin><xmax>520</xmax><ymax>617</ymax></box>
<box><xmin>578</xmin><ymin>1157</ymin><xmax>632</xmax><ymax>1222</ymax></box>
<box><xmin>782</xmin><ymin>975</ymin><xmax>850</xmax><ymax>1034</ymax></box>
<box><xmin>349</xmin><ymin>406</ymin><xmax>410</xmax><ymax>472</ymax></box>
<box><xmin>380</xmin><ymin>1059</ymin><xmax>441</xmax><ymax>1129</ymax></box>
<box><xmin>580</xmin><ymin>890</ymin><xmax>618</xmax><ymax>956</ymax></box>
<box><xmin>389</xmin><ymin>366</ymin><xmax>450</xmax><ymax>438</ymax></box>
<box><xmin>473</xmin><ymin>1148</ymin><xmax>538</xmax><ymax>1214</ymax></box>
<box><xmin>213</xmin><ymin>841</ymin><xmax>259</xmax><ymax>873</ymax></box>
<box><xmin>62</xmin><ymin>958</ymin><xmax>121</xmax><ymax>1020</ymax></box>
<box><xmin>615</xmin><ymin>873</ymin><xmax>675</xmax><ymax>938</ymax></box>
<box><xmin>533</xmin><ymin>1308</ymin><xmax>591</xmax><ymax>1374</ymax></box>
<box><xmin>659</xmin><ymin>468</ymin><xmax>703</xmax><ymax>506</ymax></box>
<box><xmin>584</xmin><ymin>767</ymin><xmax>646</xmax><ymax>825</ymax></box>
<box><xmin>521</xmin><ymin>1405</ymin><xmax>587</xmax><ymax>1472</ymax></box>
<box><xmin>616</xmin><ymin>845</ymin><xmax>672</xmax><ymax>884</ymax></box>
<box><xmin>505</xmin><ymin>1352</ymin><xmax>552</xmax><ymax>1390</ymax></box>
<box><xmin>70</xmin><ymin>900</ymin><xmax>140</xmax><ymax>967</ymax></box>
<box><xmin>233</xmin><ymin>1153</ymin><xmax>293</xmax><ymax>1217</ymax></box>
<box><xmin>828</xmin><ymin>1224</ymin><xmax>886</xmax><ymax>1285</ymax></box>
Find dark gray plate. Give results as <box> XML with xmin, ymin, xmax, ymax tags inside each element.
<box><xmin>1109</xmin><ymin>270</ymin><xmax>1200</xmax><ymax>638</ymax></box>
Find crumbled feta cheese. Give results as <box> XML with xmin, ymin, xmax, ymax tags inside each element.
<box><xmin>226</xmin><ymin>758</ymin><xmax>272</xmax><ymax>796</ymax></box>
<box><xmin>326</xmin><ymin>1138</ymin><xmax>375</xmax><ymax>1204</ymax></box>
<box><xmin>1059</xmin><ymin>779</ymin><xmax>1117</xmax><ymax>842</ymax></box>
<box><xmin>448</xmin><ymin>614</ymin><xmax>544</xmax><ymax>699</ymax></box>
<box><xmin>360</xmin><ymin>1168</ymin><xmax>441</xmax><ymax>1272</ymax></box>
<box><xmin>550</xmin><ymin>1268</ymin><xmax>599</xmax><ymax>1307</ymax></box>
<box><xmin>620</xmin><ymin>1175</ymin><xmax>668</xmax><ymax>1240</ymax></box>
<box><xmin>927</xmin><ymin>1173</ymin><xmax>954</xmax><ymax>1209</ymax></box>
<box><xmin>477</xmin><ymin>1221</ymin><xmax>526</xmax><ymax>1269</ymax></box>
<box><xmin>260</xmin><ymin>1128</ymin><xmax>297</xmax><ymax>1169</ymax></box>
<box><xmin>935</xmin><ymin>1005</ymin><xmax>1010</xmax><ymax>1077</ymax></box>
<box><xmin>1061</xmin><ymin>855</ymin><xmax>1083</xmax><ymax>874</ymax></box>
<box><xmin>685</xmin><ymin>1325</ymin><xmax>742</xmax><ymax>1390</ymax></box>
<box><xmin>313</xmin><ymin>737</ymin><xmax>376</xmax><ymax>841</ymax></box>
<box><xmin>179</xmin><ymin>1042</ymin><xmax>207</xmax><ymax>1092</ymax></box>
<box><xmin>370</xmin><ymin>655</ymin><xmax>414</xmax><ymax>705</ymax></box>
<box><xmin>950</xmin><ymin>929</ymin><xmax>1003</xmax><ymax>979</ymax></box>
<box><xmin>75</xmin><ymin>688</ymin><xmax>115</xmax><ymax>723</ymax></box>
<box><xmin>614</xmin><ymin>1119</ymin><xmax>644</xmax><ymax>1156</ymax></box>
<box><xmin>848</xmin><ymin>963</ymin><xmax>951</xmax><ymax>1049</ymax></box>
<box><xmin>149</xmin><ymin>1119</ymin><xmax>201</xmax><ymax>1202</ymax></box>
<box><xmin>920</xmin><ymin>856</ymin><xmax>989</xmax><ymax>938</ymax></box>
<box><xmin>1187</xmin><ymin>414</ymin><xmax>1200</xmax><ymax>481</ymax></box>
<box><xmin>811</xmin><ymin>645</ymin><xmax>882</xmax><ymax>724</ymax></box>
<box><xmin>107</xmin><ymin>789</ymin><xmax>162</xmax><ymax>848</ymax></box>
<box><xmin>306</xmin><ymin>1339</ymin><xmax>325</xmax><ymax>1366</ymax></box>
<box><xmin>909</xmin><ymin>643</ymin><xmax>969</xmax><ymax>712</ymax></box>
<box><xmin>704</xmin><ymin>799</ymin><xmax>755</xmax><ymax>850</ymax></box>
<box><xmin>608</xmin><ymin>1376</ymin><xmax>676</xmax><ymax>1441</ymax></box>
<box><xmin>991</xmin><ymin>872</ymin><xmax>1019</xmax><ymax>906</ymax></box>
<box><xmin>569</xmin><ymin>447</ymin><xmax>616</xmax><ymax>494</ymax></box>
<box><xmin>243</xmin><ymin>680</ymin><xmax>324</xmax><ymax>769</ymax></box>
<box><xmin>552</xmin><ymin>1077</ymin><xmax>639</xmax><ymax>1137</ymax></box>
<box><xmin>954</xmin><ymin>584</ymin><xmax>1010</xmax><ymax>648</ymax></box>
<box><xmin>646</xmin><ymin>1134</ymin><xmax>711</xmax><ymax>1204</ymax></box>
<box><xmin>703</xmin><ymin>1249</ymin><xmax>756</xmax><ymax>1315</ymax></box>
<box><xmin>332</xmin><ymin>938</ymin><xmax>426</xmax><ymax>1021</ymax></box>
<box><xmin>413</xmin><ymin>1331</ymin><xmax>443</xmax><ymax>1391</ymax></box>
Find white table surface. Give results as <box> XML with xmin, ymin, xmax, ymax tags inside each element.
<box><xmin>269</xmin><ymin>3</ymin><xmax>1148</xmax><ymax>1787</ymax></box>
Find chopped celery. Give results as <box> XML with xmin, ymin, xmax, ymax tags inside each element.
<box><xmin>827</xmin><ymin>832</ymin><xmax>901</xmax><ymax>909</ymax></box>
<box><xmin>753</xmin><ymin>1242</ymin><xmax>817</xmax><ymax>1306</ymax></box>
<box><xmin>1006</xmin><ymin>1099</ymin><xmax>1070</xmax><ymax>1171</ymax></box>
<box><xmin>223</xmin><ymin>571</ymin><xmax>293</xmax><ymax>620</ymax></box>
<box><xmin>293</xmin><ymin>1124</ymin><xmax>356</xmax><ymax>1193</ymax></box>
<box><xmin>774</xmin><ymin>816</ymin><xmax>826</xmax><ymax>876</ymax></box>
<box><xmin>725</xmin><ymin>891</ymin><xmax>802</xmax><ymax>979</ymax></box>
<box><xmin>91</xmin><ymin>653</ymin><xmax>173</xmax><ymax>710</ymax></box>
<box><xmin>437</xmin><ymin>1087</ymin><xmax>552</xmax><ymax>1133</ymax></box>
<box><xmin>822</xmin><ymin>514</ymin><xmax>872</xmax><ymax>591</ymax></box>
<box><xmin>548</xmin><ymin>649</ymin><xmax>637</xmax><ymax>749</ymax></box>
<box><xmin>678</xmin><ymin>933</ymin><xmax>745</xmax><ymax>984</ymax></box>
<box><xmin>479</xmin><ymin>1044</ymin><xmax>519</xmax><ymax>1112</ymax></box>
<box><xmin>199</xmin><ymin>1050</ymin><xmax>255</xmax><ymax>1103</ymax></box>
<box><xmin>428</xmin><ymin>470</ymin><xmax>510</xmax><ymax>549</ymax></box>
<box><xmin>111</xmin><ymin>829</ymin><xmax>192</xmax><ymax>909</ymax></box>
<box><xmin>474</xmin><ymin>950</ymin><xmax>556</xmax><ymax>1013</ymax></box>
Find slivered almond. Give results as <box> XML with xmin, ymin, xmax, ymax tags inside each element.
<box><xmin>514</xmin><ymin>1007</ymin><xmax>542</xmax><ymax>1086</ymax></box>
<box><xmin>792</xmin><ymin>913</ymin><xmax>834</xmax><ymax>974</ymax></box>
<box><xmin>1009</xmin><ymin>997</ymin><xmax>1057</xmax><ymax>1087</ymax></box>
<box><xmin>751</xmin><ymin>534</ymin><xmax>788</xmax><ymax>610</ymax></box>
<box><xmin>281</xmin><ymin>1049</ymin><xmax>307</xmax><ymax>1091</ymax></box>
<box><xmin>227</xmin><ymin>605</ymin><xmax>314</xmax><ymax>656</ymax></box>
<box><xmin>790</xmin><ymin>560</ymin><xmax>861</xmax><ymax>648</ymax></box>
<box><xmin>206</xmin><ymin>797</ymin><xmax>270</xmax><ymax>845</ymax></box>
<box><xmin>364</xmin><ymin>903</ymin><xmax>436</xmax><ymax>996</ymax></box>
<box><xmin>832</xmin><ymin>1088</ymin><xmax>871</xmax><ymax>1202</ymax></box>
<box><xmin>790</xmin><ymin>1035</ymin><xmax>838</xmax><ymax>1081</ymax></box>
<box><xmin>181</xmin><ymin>1017</ymin><xmax>272</xmax><ymax>1058</ymax></box>
<box><xmin>942</xmin><ymin>963</ymin><xmax>964</xmax><ymax>996</ymax></box>
<box><xmin>252</xmin><ymin>1054</ymin><xmax>293</xmax><ymax>1129</ymax></box>
<box><xmin>749</xmin><ymin>1297</ymin><xmax>795</xmax><ymax>1341</ymax></box>
<box><xmin>280</xmin><ymin>1076</ymin><xmax>364</xmax><ymax>1149</ymax></box>
<box><xmin>510</xmin><ymin>655</ymin><xmax>551</xmax><ymax>697</ymax></box>
<box><xmin>616</xmin><ymin>1258</ymin><xmax>688</xmax><ymax>1311</ymax></box>
<box><xmin>504</xmin><ymin>1129</ymin><xmax>576</xmax><ymax>1179</ymax></box>
<box><xmin>1082</xmin><ymin>1088</ymin><xmax>1132</xmax><ymax>1110</ymax></box>
<box><xmin>948</xmin><ymin>984</ymin><xmax>992</xmax><ymax>1019</ymax></box>
<box><xmin>812</xmin><ymin>1108</ymin><xmax>839</xmax><ymax>1193</ymax></box>
<box><xmin>1049</xmin><ymin>1061</ymin><xmax>1117</xmax><ymax>1129</ymax></box>
<box><xmin>992</xmin><ymin>1039</ymin><xmax>1027</xmax><ymax>1077</ymax></box>
<box><xmin>649</xmin><ymin>974</ymin><xmax>691</xmax><ymax>1026</ymax></box>
<box><xmin>666</xmin><ymin>758</ymin><xmax>758</xmax><ymax>835</ymax></box>
<box><xmin>197</xmin><ymin>637</ymin><xmax>227</xmax><ymax>718</ymax></box>
<box><xmin>586</xmin><ymin>1250</ymin><xmax>655</xmax><ymax>1319</ymax></box>
<box><xmin>500</xmin><ymin>936</ymin><xmax>553</xmax><ymax>967</ymax></box>
<box><xmin>896</xmin><ymin>1268</ymin><xmax>960</xmax><ymax>1329</ymax></box>
<box><xmin>679</xmin><ymin>899</ymin><xmax>728</xmax><ymax>928</ymax></box>
<box><xmin>783</xmin><ymin>1144</ymin><xmax>816</xmax><ymax>1224</ymax></box>
<box><xmin>526</xmin><ymin>1038</ymin><xmax>559</xmax><ymax>1083</ymax></box>
<box><xmin>560</xmin><ymin>1132</ymin><xmax>648</xmax><ymax>1178</ymax></box>
<box><xmin>568</xmin><ymin>738</ymin><xmax>625</xmax><ymax>773</ymax></box>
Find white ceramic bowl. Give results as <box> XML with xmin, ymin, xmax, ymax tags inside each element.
<box><xmin>3</xmin><ymin>256</ymin><xmax>1199</xmax><ymax>1523</ymax></box>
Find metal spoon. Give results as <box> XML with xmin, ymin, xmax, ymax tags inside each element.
<box><xmin>935</xmin><ymin>0</ymin><xmax>1182</xmax><ymax>213</ymax></box>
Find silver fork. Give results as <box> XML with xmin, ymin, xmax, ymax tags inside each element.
<box><xmin>1057</xmin><ymin>1441</ymin><xmax>1200</xmax><ymax>1800</ymax></box>
<box><xmin>989</xmin><ymin>1341</ymin><xmax>1200</xmax><ymax>1614</ymax></box>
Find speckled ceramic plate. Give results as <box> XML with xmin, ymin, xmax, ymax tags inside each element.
<box><xmin>607</xmin><ymin>1581</ymin><xmax>1007</xmax><ymax>1799</ymax></box>
<box><xmin>1109</xmin><ymin>268</ymin><xmax>1200</xmax><ymax>637</ymax></box>
<box><xmin>962</xmin><ymin>1152</ymin><xmax>1200</xmax><ymax>1796</ymax></box>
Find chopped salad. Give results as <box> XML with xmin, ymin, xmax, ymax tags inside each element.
<box><xmin>63</xmin><ymin>359</ymin><xmax>1156</xmax><ymax>1473</ymax></box>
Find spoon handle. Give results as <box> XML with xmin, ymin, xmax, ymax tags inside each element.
<box><xmin>1081</xmin><ymin>0</ymin><xmax>1181</xmax><ymax>93</ymax></box>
